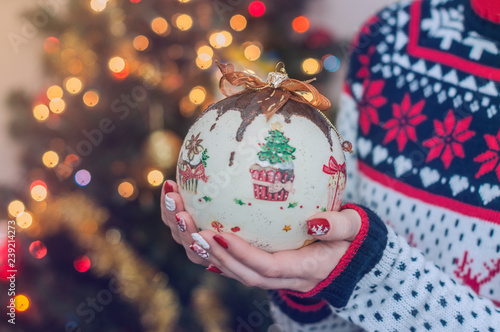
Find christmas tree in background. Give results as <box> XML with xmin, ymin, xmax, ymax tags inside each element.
<box><xmin>1</xmin><ymin>0</ymin><xmax>343</xmax><ymax>330</ymax></box>
<box><xmin>258</xmin><ymin>129</ymin><xmax>296</xmax><ymax>164</ymax></box>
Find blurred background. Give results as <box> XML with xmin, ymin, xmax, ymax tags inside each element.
<box><xmin>0</xmin><ymin>0</ymin><xmax>390</xmax><ymax>331</ymax></box>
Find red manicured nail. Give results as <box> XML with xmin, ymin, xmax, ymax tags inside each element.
<box><xmin>164</xmin><ymin>181</ymin><xmax>174</xmax><ymax>194</ymax></box>
<box><xmin>213</xmin><ymin>235</ymin><xmax>229</xmax><ymax>249</ymax></box>
<box><xmin>307</xmin><ymin>218</ymin><xmax>330</xmax><ymax>235</ymax></box>
<box><xmin>206</xmin><ymin>265</ymin><xmax>222</xmax><ymax>274</ymax></box>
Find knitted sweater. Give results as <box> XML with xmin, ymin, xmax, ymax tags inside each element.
<box><xmin>269</xmin><ymin>0</ymin><xmax>500</xmax><ymax>331</ymax></box>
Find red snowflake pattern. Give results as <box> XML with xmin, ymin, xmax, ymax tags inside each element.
<box><xmin>359</xmin><ymin>80</ymin><xmax>387</xmax><ymax>135</ymax></box>
<box><xmin>356</xmin><ymin>46</ymin><xmax>376</xmax><ymax>79</ymax></box>
<box><xmin>382</xmin><ymin>93</ymin><xmax>427</xmax><ymax>152</ymax></box>
<box><xmin>422</xmin><ymin>110</ymin><xmax>475</xmax><ymax>169</ymax></box>
<box><xmin>474</xmin><ymin>129</ymin><xmax>500</xmax><ymax>182</ymax></box>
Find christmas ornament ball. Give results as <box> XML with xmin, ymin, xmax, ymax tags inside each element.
<box><xmin>176</xmin><ymin>65</ymin><xmax>347</xmax><ymax>252</ymax></box>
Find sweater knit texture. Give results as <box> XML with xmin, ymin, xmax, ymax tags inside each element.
<box><xmin>269</xmin><ymin>0</ymin><xmax>500</xmax><ymax>330</ymax></box>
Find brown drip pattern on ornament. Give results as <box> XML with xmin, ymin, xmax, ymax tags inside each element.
<box><xmin>228</xmin><ymin>151</ymin><xmax>235</xmax><ymax>166</ymax></box>
<box><xmin>211</xmin><ymin>90</ymin><xmax>334</xmax><ymax>147</ymax></box>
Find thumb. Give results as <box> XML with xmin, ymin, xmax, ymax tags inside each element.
<box><xmin>306</xmin><ymin>209</ymin><xmax>361</xmax><ymax>242</ymax></box>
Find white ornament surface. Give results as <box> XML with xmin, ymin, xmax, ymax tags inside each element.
<box><xmin>177</xmin><ymin>106</ymin><xmax>346</xmax><ymax>252</ymax></box>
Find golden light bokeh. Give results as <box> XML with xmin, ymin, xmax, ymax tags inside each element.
<box><xmin>14</xmin><ymin>295</ymin><xmax>30</xmax><ymax>312</ymax></box>
<box><xmin>47</xmin><ymin>85</ymin><xmax>63</xmax><ymax>100</ymax></box>
<box><xmin>302</xmin><ymin>58</ymin><xmax>321</xmax><ymax>74</ymax></box>
<box><xmin>49</xmin><ymin>98</ymin><xmax>66</xmax><ymax>114</ymax></box>
<box><xmin>175</xmin><ymin>14</ymin><xmax>193</xmax><ymax>31</ymax></box>
<box><xmin>83</xmin><ymin>90</ymin><xmax>100</xmax><ymax>107</ymax></box>
<box><xmin>151</xmin><ymin>17</ymin><xmax>169</xmax><ymax>35</ymax></box>
<box><xmin>209</xmin><ymin>31</ymin><xmax>232</xmax><ymax>48</ymax></box>
<box><xmin>147</xmin><ymin>170</ymin><xmax>164</xmax><ymax>186</ymax></box>
<box><xmin>178</xmin><ymin>0</ymin><xmax>190</xmax><ymax>2</ymax></box>
<box><xmin>65</xmin><ymin>77</ymin><xmax>83</xmax><ymax>94</ymax></box>
<box><xmin>244</xmin><ymin>44</ymin><xmax>261</xmax><ymax>61</ymax></box>
<box><xmin>90</xmin><ymin>0</ymin><xmax>107</xmax><ymax>12</ymax></box>
<box><xmin>33</xmin><ymin>104</ymin><xmax>50</xmax><ymax>121</ymax></box>
<box><xmin>133</xmin><ymin>35</ymin><xmax>149</xmax><ymax>51</ymax></box>
<box><xmin>230</xmin><ymin>14</ymin><xmax>247</xmax><ymax>31</ymax></box>
<box><xmin>189</xmin><ymin>86</ymin><xmax>206</xmax><ymax>105</ymax></box>
<box><xmin>67</xmin><ymin>58</ymin><xmax>83</xmax><ymax>75</ymax></box>
<box><xmin>31</xmin><ymin>185</ymin><xmax>48</xmax><ymax>202</ymax></box>
<box><xmin>197</xmin><ymin>45</ymin><xmax>213</xmax><ymax>61</ymax></box>
<box><xmin>108</xmin><ymin>56</ymin><xmax>126</xmax><ymax>73</ymax></box>
<box><xmin>43</xmin><ymin>151</ymin><xmax>59</xmax><ymax>168</ymax></box>
<box><xmin>16</xmin><ymin>211</ymin><xmax>33</xmax><ymax>229</ymax></box>
<box><xmin>195</xmin><ymin>57</ymin><xmax>212</xmax><ymax>70</ymax></box>
<box><xmin>179</xmin><ymin>96</ymin><xmax>197</xmax><ymax>117</ymax></box>
<box><xmin>8</xmin><ymin>200</ymin><xmax>25</xmax><ymax>218</ymax></box>
<box><xmin>118</xmin><ymin>181</ymin><xmax>134</xmax><ymax>198</ymax></box>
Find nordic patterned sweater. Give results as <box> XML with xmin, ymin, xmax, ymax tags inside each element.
<box><xmin>269</xmin><ymin>0</ymin><xmax>500</xmax><ymax>331</ymax></box>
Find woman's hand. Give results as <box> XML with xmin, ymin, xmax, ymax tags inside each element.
<box><xmin>161</xmin><ymin>180</ymin><xmax>362</xmax><ymax>293</ymax></box>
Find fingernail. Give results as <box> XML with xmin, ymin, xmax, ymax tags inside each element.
<box><xmin>206</xmin><ymin>264</ymin><xmax>222</xmax><ymax>274</ymax></box>
<box><xmin>175</xmin><ymin>214</ymin><xmax>186</xmax><ymax>233</ymax></box>
<box><xmin>213</xmin><ymin>235</ymin><xmax>229</xmax><ymax>249</ymax></box>
<box><xmin>164</xmin><ymin>181</ymin><xmax>174</xmax><ymax>194</ymax></box>
<box><xmin>165</xmin><ymin>194</ymin><xmax>176</xmax><ymax>212</ymax></box>
<box><xmin>191</xmin><ymin>233</ymin><xmax>210</xmax><ymax>250</ymax></box>
<box><xmin>307</xmin><ymin>218</ymin><xmax>330</xmax><ymax>235</ymax></box>
<box><xmin>190</xmin><ymin>243</ymin><xmax>210</xmax><ymax>259</ymax></box>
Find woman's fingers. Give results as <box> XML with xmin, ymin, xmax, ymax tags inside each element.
<box><xmin>189</xmin><ymin>230</ymin><xmax>308</xmax><ymax>290</ymax></box>
<box><xmin>306</xmin><ymin>209</ymin><xmax>361</xmax><ymax>242</ymax></box>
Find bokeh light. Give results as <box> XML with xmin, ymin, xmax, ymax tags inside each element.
<box><xmin>49</xmin><ymin>98</ymin><xmax>66</xmax><ymax>114</ymax></box>
<box><xmin>147</xmin><ymin>170</ymin><xmax>164</xmax><ymax>186</ymax></box>
<box><xmin>105</xmin><ymin>228</ymin><xmax>122</xmax><ymax>244</ymax></box>
<box><xmin>209</xmin><ymin>31</ymin><xmax>232</xmax><ymax>48</ymax></box>
<box><xmin>244</xmin><ymin>44</ymin><xmax>261</xmax><ymax>61</ymax></box>
<box><xmin>248</xmin><ymin>1</ymin><xmax>266</xmax><ymax>17</ymax></box>
<box><xmin>189</xmin><ymin>86</ymin><xmax>206</xmax><ymax>104</ymax></box>
<box><xmin>179</xmin><ymin>96</ymin><xmax>196</xmax><ymax>117</ymax></box>
<box><xmin>196</xmin><ymin>57</ymin><xmax>212</xmax><ymax>69</ymax></box>
<box><xmin>175</xmin><ymin>14</ymin><xmax>193</xmax><ymax>31</ymax></box>
<box><xmin>133</xmin><ymin>35</ymin><xmax>149</xmax><ymax>51</ymax></box>
<box><xmin>16</xmin><ymin>211</ymin><xmax>33</xmax><ymax>229</ymax></box>
<box><xmin>33</xmin><ymin>104</ymin><xmax>50</xmax><ymax>121</ymax></box>
<box><xmin>302</xmin><ymin>58</ymin><xmax>321</xmax><ymax>74</ymax></box>
<box><xmin>323</xmin><ymin>55</ymin><xmax>341</xmax><ymax>72</ymax></box>
<box><xmin>151</xmin><ymin>17</ymin><xmax>169</xmax><ymax>35</ymax></box>
<box><xmin>75</xmin><ymin>169</ymin><xmax>91</xmax><ymax>186</ymax></box>
<box><xmin>8</xmin><ymin>200</ymin><xmax>25</xmax><ymax>218</ymax></box>
<box><xmin>74</xmin><ymin>255</ymin><xmax>91</xmax><ymax>273</ymax></box>
<box><xmin>108</xmin><ymin>56</ymin><xmax>126</xmax><ymax>73</ymax></box>
<box><xmin>230</xmin><ymin>14</ymin><xmax>247</xmax><ymax>31</ymax></box>
<box><xmin>14</xmin><ymin>295</ymin><xmax>30</xmax><ymax>312</ymax></box>
<box><xmin>47</xmin><ymin>85</ymin><xmax>63</xmax><ymax>100</ymax></box>
<box><xmin>29</xmin><ymin>241</ymin><xmax>47</xmax><ymax>259</ymax></box>
<box><xmin>118</xmin><ymin>181</ymin><xmax>134</xmax><ymax>198</ymax></box>
<box><xmin>292</xmin><ymin>16</ymin><xmax>310</xmax><ymax>33</ymax></box>
<box><xmin>67</xmin><ymin>58</ymin><xmax>83</xmax><ymax>75</ymax></box>
<box><xmin>31</xmin><ymin>185</ymin><xmax>48</xmax><ymax>202</ymax></box>
<box><xmin>90</xmin><ymin>0</ymin><xmax>106</xmax><ymax>12</ymax></box>
<box><xmin>83</xmin><ymin>90</ymin><xmax>99</xmax><ymax>107</ymax></box>
<box><xmin>43</xmin><ymin>151</ymin><xmax>59</xmax><ymax>168</ymax></box>
<box><xmin>44</xmin><ymin>37</ymin><xmax>60</xmax><ymax>53</ymax></box>
<box><xmin>197</xmin><ymin>45</ymin><xmax>213</xmax><ymax>61</ymax></box>
<box><xmin>65</xmin><ymin>77</ymin><xmax>83</xmax><ymax>94</ymax></box>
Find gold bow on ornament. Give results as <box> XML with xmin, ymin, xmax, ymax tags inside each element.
<box><xmin>216</xmin><ymin>61</ymin><xmax>353</xmax><ymax>154</ymax></box>
<box><xmin>217</xmin><ymin>61</ymin><xmax>331</xmax><ymax>120</ymax></box>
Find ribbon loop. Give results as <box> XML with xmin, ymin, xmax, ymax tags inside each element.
<box><xmin>216</xmin><ymin>61</ymin><xmax>331</xmax><ymax>119</ymax></box>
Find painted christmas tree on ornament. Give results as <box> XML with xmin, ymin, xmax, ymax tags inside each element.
<box><xmin>176</xmin><ymin>61</ymin><xmax>352</xmax><ymax>252</ymax></box>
